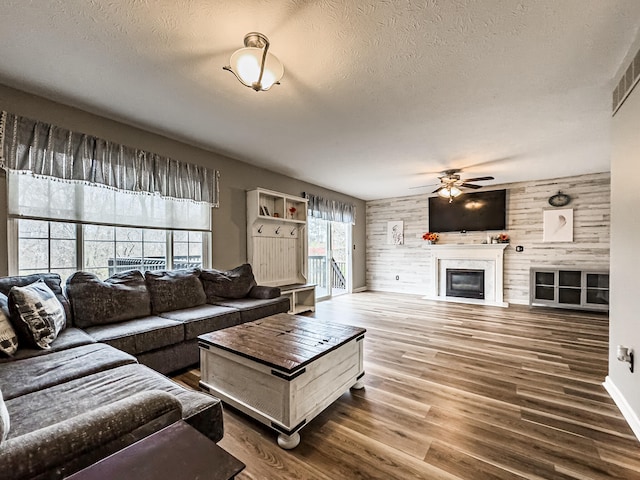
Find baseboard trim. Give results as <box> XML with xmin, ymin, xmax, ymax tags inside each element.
<box><xmin>603</xmin><ymin>376</ymin><xmax>640</xmax><ymax>442</ymax></box>
<box><xmin>352</xmin><ymin>286</ymin><xmax>368</xmax><ymax>293</ymax></box>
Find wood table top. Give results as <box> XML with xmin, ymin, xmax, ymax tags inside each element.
<box><xmin>198</xmin><ymin>313</ymin><xmax>366</xmax><ymax>374</ymax></box>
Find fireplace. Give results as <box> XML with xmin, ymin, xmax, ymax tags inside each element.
<box><xmin>446</xmin><ymin>269</ymin><xmax>485</xmax><ymax>299</ymax></box>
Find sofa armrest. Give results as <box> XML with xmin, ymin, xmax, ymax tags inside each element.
<box><xmin>248</xmin><ymin>285</ymin><xmax>281</xmax><ymax>299</ymax></box>
<box><xmin>0</xmin><ymin>391</ymin><xmax>182</xmax><ymax>480</ymax></box>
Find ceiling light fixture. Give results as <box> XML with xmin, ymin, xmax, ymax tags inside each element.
<box><xmin>438</xmin><ymin>185</ymin><xmax>462</xmax><ymax>203</ymax></box>
<box><xmin>223</xmin><ymin>32</ymin><xmax>284</xmax><ymax>92</ymax></box>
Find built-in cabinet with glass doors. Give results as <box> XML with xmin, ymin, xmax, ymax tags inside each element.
<box><xmin>529</xmin><ymin>267</ymin><xmax>609</xmax><ymax>312</ymax></box>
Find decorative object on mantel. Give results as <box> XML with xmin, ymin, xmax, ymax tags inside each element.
<box><xmin>548</xmin><ymin>191</ymin><xmax>571</xmax><ymax>207</ymax></box>
<box><xmin>388</xmin><ymin>221</ymin><xmax>404</xmax><ymax>245</ymax></box>
<box><xmin>288</xmin><ymin>206</ymin><xmax>297</xmax><ymax>219</ymax></box>
<box><xmin>484</xmin><ymin>233</ymin><xmax>509</xmax><ymax>244</ymax></box>
<box><xmin>497</xmin><ymin>233</ymin><xmax>509</xmax><ymax>243</ymax></box>
<box><xmin>543</xmin><ymin>208</ymin><xmax>573</xmax><ymax>242</ymax></box>
<box><xmin>422</xmin><ymin>232</ymin><xmax>439</xmax><ymax>244</ymax></box>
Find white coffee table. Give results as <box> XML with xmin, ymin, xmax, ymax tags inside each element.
<box><xmin>198</xmin><ymin>313</ymin><xmax>366</xmax><ymax>449</ymax></box>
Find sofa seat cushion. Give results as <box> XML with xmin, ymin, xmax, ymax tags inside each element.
<box><xmin>5</xmin><ymin>363</ymin><xmax>222</xmax><ymax>442</ymax></box>
<box><xmin>66</xmin><ymin>270</ymin><xmax>152</xmax><ymax>328</ymax></box>
<box><xmin>159</xmin><ymin>304</ymin><xmax>241</xmax><ymax>340</ymax></box>
<box><xmin>0</xmin><ymin>328</ymin><xmax>96</xmax><ymax>364</ymax></box>
<box><xmin>145</xmin><ymin>269</ymin><xmax>207</xmax><ymax>314</ymax></box>
<box><xmin>201</xmin><ymin>264</ymin><xmax>257</xmax><ymax>300</ymax></box>
<box><xmin>0</xmin><ymin>391</ymin><xmax>181</xmax><ymax>480</ymax></box>
<box><xmin>208</xmin><ymin>296</ymin><xmax>290</xmax><ymax>323</ymax></box>
<box><xmin>0</xmin><ymin>343</ymin><xmax>137</xmax><ymax>401</ymax></box>
<box><xmin>84</xmin><ymin>316</ymin><xmax>184</xmax><ymax>355</ymax></box>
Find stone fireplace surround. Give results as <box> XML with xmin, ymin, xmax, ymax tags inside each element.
<box><xmin>425</xmin><ymin>244</ymin><xmax>508</xmax><ymax>307</ymax></box>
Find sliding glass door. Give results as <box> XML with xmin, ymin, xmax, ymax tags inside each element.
<box><xmin>308</xmin><ymin>217</ymin><xmax>351</xmax><ymax>300</ymax></box>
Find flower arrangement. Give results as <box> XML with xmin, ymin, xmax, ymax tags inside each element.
<box><xmin>422</xmin><ymin>232</ymin><xmax>439</xmax><ymax>243</ymax></box>
<box><xmin>497</xmin><ymin>232</ymin><xmax>509</xmax><ymax>243</ymax></box>
<box><xmin>288</xmin><ymin>206</ymin><xmax>297</xmax><ymax>218</ymax></box>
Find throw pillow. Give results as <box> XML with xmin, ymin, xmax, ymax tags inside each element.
<box><xmin>66</xmin><ymin>270</ymin><xmax>152</xmax><ymax>328</ymax></box>
<box><xmin>0</xmin><ymin>388</ymin><xmax>9</xmax><ymax>443</ymax></box>
<box><xmin>0</xmin><ymin>273</ymin><xmax>72</xmax><ymax>326</ymax></box>
<box><xmin>200</xmin><ymin>264</ymin><xmax>257</xmax><ymax>300</ymax></box>
<box><xmin>0</xmin><ymin>294</ymin><xmax>18</xmax><ymax>357</ymax></box>
<box><xmin>145</xmin><ymin>268</ymin><xmax>207</xmax><ymax>314</ymax></box>
<box><xmin>9</xmin><ymin>280</ymin><xmax>66</xmax><ymax>350</ymax></box>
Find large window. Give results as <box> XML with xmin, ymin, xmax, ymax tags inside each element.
<box><xmin>18</xmin><ymin>220</ymin><xmax>77</xmax><ymax>279</ymax></box>
<box><xmin>16</xmin><ymin>219</ymin><xmax>208</xmax><ymax>281</ymax></box>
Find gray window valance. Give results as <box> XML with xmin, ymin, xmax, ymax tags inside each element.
<box><xmin>304</xmin><ymin>192</ymin><xmax>356</xmax><ymax>224</ymax></box>
<box><xmin>0</xmin><ymin>111</ymin><xmax>219</xmax><ymax>207</ymax></box>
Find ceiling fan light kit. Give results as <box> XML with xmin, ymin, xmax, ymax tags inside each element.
<box><xmin>431</xmin><ymin>169</ymin><xmax>495</xmax><ymax>202</ymax></box>
<box><xmin>224</xmin><ymin>32</ymin><xmax>284</xmax><ymax>92</ymax></box>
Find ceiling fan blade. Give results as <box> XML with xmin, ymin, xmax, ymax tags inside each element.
<box><xmin>408</xmin><ymin>183</ymin><xmax>439</xmax><ymax>190</ymax></box>
<box><xmin>460</xmin><ymin>183</ymin><xmax>482</xmax><ymax>189</ymax></box>
<box><xmin>463</xmin><ymin>176</ymin><xmax>494</xmax><ymax>182</ymax></box>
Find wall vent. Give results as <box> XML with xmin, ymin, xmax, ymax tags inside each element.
<box><xmin>613</xmin><ymin>48</ymin><xmax>640</xmax><ymax>116</ymax></box>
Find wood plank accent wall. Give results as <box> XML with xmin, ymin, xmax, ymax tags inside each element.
<box><xmin>366</xmin><ymin>172</ymin><xmax>610</xmax><ymax>304</ymax></box>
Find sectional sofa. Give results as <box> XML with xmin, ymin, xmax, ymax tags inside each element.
<box><xmin>0</xmin><ymin>264</ymin><xmax>290</xmax><ymax>479</ymax></box>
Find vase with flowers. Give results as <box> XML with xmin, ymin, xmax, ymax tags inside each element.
<box><xmin>497</xmin><ymin>232</ymin><xmax>509</xmax><ymax>243</ymax></box>
<box><xmin>422</xmin><ymin>232</ymin><xmax>439</xmax><ymax>244</ymax></box>
<box><xmin>288</xmin><ymin>206</ymin><xmax>297</xmax><ymax>219</ymax></box>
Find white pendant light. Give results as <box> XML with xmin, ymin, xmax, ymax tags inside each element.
<box><xmin>224</xmin><ymin>33</ymin><xmax>284</xmax><ymax>92</ymax></box>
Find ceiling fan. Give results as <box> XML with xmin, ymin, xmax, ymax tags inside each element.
<box><xmin>416</xmin><ymin>169</ymin><xmax>495</xmax><ymax>202</ymax></box>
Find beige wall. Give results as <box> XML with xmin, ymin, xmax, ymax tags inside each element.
<box><xmin>0</xmin><ymin>84</ymin><xmax>366</xmax><ymax>289</ymax></box>
<box><xmin>366</xmin><ymin>172</ymin><xmax>610</xmax><ymax>304</ymax></box>
<box><xmin>609</xmin><ymin>73</ymin><xmax>640</xmax><ymax>430</ymax></box>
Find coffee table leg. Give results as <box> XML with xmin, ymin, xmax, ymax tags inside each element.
<box><xmin>277</xmin><ymin>432</ymin><xmax>300</xmax><ymax>450</ymax></box>
<box><xmin>351</xmin><ymin>379</ymin><xmax>365</xmax><ymax>389</ymax></box>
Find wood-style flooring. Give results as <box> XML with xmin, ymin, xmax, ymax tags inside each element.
<box><xmin>173</xmin><ymin>292</ymin><xmax>640</xmax><ymax>480</ymax></box>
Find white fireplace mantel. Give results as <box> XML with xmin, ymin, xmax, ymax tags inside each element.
<box><xmin>425</xmin><ymin>244</ymin><xmax>508</xmax><ymax>307</ymax></box>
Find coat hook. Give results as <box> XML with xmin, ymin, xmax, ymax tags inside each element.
<box><xmin>275</xmin><ymin>227</ymin><xmax>281</xmax><ymax>234</ymax></box>
<box><xmin>290</xmin><ymin>229</ymin><xmax>296</xmax><ymax>235</ymax></box>
<box><xmin>257</xmin><ymin>225</ymin><xmax>263</xmax><ymax>233</ymax></box>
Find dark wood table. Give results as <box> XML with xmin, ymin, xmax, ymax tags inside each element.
<box><xmin>198</xmin><ymin>313</ymin><xmax>366</xmax><ymax>449</ymax></box>
<box><xmin>66</xmin><ymin>420</ymin><xmax>245</xmax><ymax>480</ymax></box>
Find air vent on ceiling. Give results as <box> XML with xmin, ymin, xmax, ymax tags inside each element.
<box><xmin>613</xmin><ymin>47</ymin><xmax>640</xmax><ymax>116</ymax></box>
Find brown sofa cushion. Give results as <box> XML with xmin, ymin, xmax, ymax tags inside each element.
<box><xmin>66</xmin><ymin>271</ymin><xmax>151</xmax><ymax>328</ymax></box>
<box><xmin>145</xmin><ymin>269</ymin><xmax>206</xmax><ymax>314</ymax></box>
<box><xmin>200</xmin><ymin>264</ymin><xmax>257</xmax><ymax>300</ymax></box>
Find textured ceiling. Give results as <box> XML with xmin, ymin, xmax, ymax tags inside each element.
<box><xmin>0</xmin><ymin>1</ymin><xmax>639</xmax><ymax>200</ymax></box>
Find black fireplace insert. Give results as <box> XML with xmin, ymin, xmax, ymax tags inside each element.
<box><xmin>446</xmin><ymin>269</ymin><xmax>485</xmax><ymax>299</ymax></box>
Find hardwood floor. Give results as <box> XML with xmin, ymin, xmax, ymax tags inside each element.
<box><xmin>173</xmin><ymin>292</ymin><xmax>640</xmax><ymax>480</ymax></box>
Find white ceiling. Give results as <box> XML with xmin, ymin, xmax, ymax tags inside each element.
<box><xmin>0</xmin><ymin>1</ymin><xmax>639</xmax><ymax>201</ymax></box>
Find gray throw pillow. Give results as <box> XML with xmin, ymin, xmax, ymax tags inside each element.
<box><xmin>8</xmin><ymin>280</ymin><xmax>66</xmax><ymax>350</ymax></box>
<box><xmin>200</xmin><ymin>264</ymin><xmax>258</xmax><ymax>300</ymax></box>
<box><xmin>0</xmin><ymin>294</ymin><xmax>18</xmax><ymax>357</ymax></box>
<box><xmin>145</xmin><ymin>268</ymin><xmax>207</xmax><ymax>314</ymax></box>
<box><xmin>0</xmin><ymin>388</ymin><xmax>9</xmax><ymax>443</ymax></box>
<box><xmin>66</xmin><ymin>270</ymin><xmax>152</xmax><ymax>328</ymax></box>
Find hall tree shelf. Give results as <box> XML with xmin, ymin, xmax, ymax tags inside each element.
<box><xmin>246</xmin><ymin>188</ymin><xmax>315</xmax><ymax>313</ymax></box>
<box><xmin>529</xmin><ymin>267</ymin><xmax>609</xmax><ymax>312</ymax></box>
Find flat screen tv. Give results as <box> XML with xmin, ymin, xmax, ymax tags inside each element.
<box><xmin>428</xmin><ymin>189</ymin><xmax>507</xmax><ymax>232</ymax></box>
